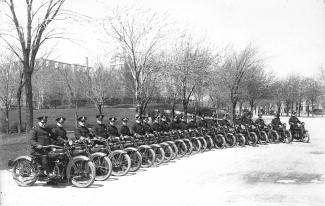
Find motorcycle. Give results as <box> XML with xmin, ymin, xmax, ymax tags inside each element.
<box><xmin>290</xmin><ymin>122</ymin><xmax>310</xmax><ymax>143</ymax></box>
<box><xmin>271</xmin><ymin>123</ymin><xmax>292</xmax><ymax>143</ymax></box>
<box><xmin>8</xmin><ymin>143</ymin><xmax>96</xmax><ymax>188</ymax></box>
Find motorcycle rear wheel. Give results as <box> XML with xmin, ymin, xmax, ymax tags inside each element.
<box><xmin>225</xmin><ymin>134</ymin><xmax>236</xmax><ymax>148</ymax></box>
<box><xmin>213</xmin><ymin>134</ymin><xmax>225</xmax><ymax>149</ymax></box>
<box><xmin>236</xmin><ymin>134</ymin><xmax>246</xmax><ymax>147</ymax></box>
<box><xmin>127</xmin><ymin>150</ymin><xmax>142</xmax><ymax>172</ymax></box>
<box><xmin>259</xmin><ymin>131</ymin><xmax>268</xmax><ymax>145</ymax></box>
<box><xmin>153</xmin><ymin>147</ymin><xmax>165</xmax><ymax>166</ymax></box>
<box><xmin>68</xmin><ymin>158</ymin><xmax>96</xmax><ymax>188</ymax></box>
<box><xmin>110</xmin><ymin>152</ymin><xmax>131</xmax><ymax>176</ymax></box>
<box><xmin>139</xmin><ymin>148</ymin><xmax>156</xmax><ymax>168</ymax></box>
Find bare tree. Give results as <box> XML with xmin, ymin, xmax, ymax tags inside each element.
<box><xmin>102</xmin><ymin>7</ymin><xmax>170</xmax><ymax>117</ymax></box>
<box><xmin>304</xmin><ymin>77</ymin><xmax>322</xmax><ymax>116</ymax></box>
<box><xmin>0</xmin><ymin>0</ymin><xmax>66</xmax><ymax>131</ymax></box>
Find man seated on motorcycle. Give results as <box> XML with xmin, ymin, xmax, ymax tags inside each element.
<box><xmin>29</xmin><ymin>116</ymin><xmax>56</xmax><ymax>184</ymax></box>
<box><xmin>52</xmin><ymin>117</ymin><xmax>68</xmax><ymax>146</ymax></box>
<box><xmin>151</xmin><ymin>116</ymin><xmax>162</xmax><ymax>132</ymax></box>
<box><xmin>75</xmin><ymin>116</ymin><xmax>93</xmax><ymax>140</ymax></box>
<box><xmin>179</xmin><ymin>116</ymin><xmax>188</xmax><ymax>131</ymax></box>
<box><xmin>107</xmin><ymin>117</ymin><xmax>120</xmax><ymax>140</ymax></box>
<box><xmin>92</xmin><ymin>114</ymin><xmax>108</xmax><ymax>139</ymax></box>
<box><xmin>219</xmin><ymin>113</ymin><xmax>232</xmax><ymax>128</ymax></box>
<box><xmin>160</xmin><ymin>115</ymin><xmax>170</xmax><ymax>132</ymax></box>
<box><xmin>242</xmin><ymin>111</ymin><xmax>255</xmax><ymax>126</ymax></box>
<box><xmin>187</xmin><ymin>116</ymin><xmax>197</xmax><ymax>130</ymax></box>
<box><xmin>142</xmin><ymin>115</ymin><xmax>153</xmax><ymax>134</ymax></box>
<box><xmin>120</xmin><ymin>117</ymin><xmax>132</xmax><ymax>136</ymax></box>
<box><xmin>197</xmin><ymin>115</ymin><xmax>208</xmax><ymax>129</ymax></box>
<box><xmin>271</xmin><ymin>112</ymin><xmax>283</xmax><ymax>131</ymax></box>
<box><xmin>131</xmin><ymin>114</ymin><xmax>146</xmax><ymax>137</ymax></box>
<box><xmin>255</xmin><ymin>112</ymin><xmax>266</xmax><ymax>127</ymax></box>
<box><xmin>289</xmin><ymin>111</ymin><xmax>301</xmax><ymax>132</ymax></box>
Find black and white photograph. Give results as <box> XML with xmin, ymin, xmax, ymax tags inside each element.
<box><xmin>0</xmin><ymin>0</ymin><xmax>324</xmax><ymax>205</ymax></box>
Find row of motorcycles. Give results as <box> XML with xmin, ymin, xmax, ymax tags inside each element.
<box><xmin>8</xmin><ymin>121</ymin><xmax>309</xmax><ymax>188</ymax></box>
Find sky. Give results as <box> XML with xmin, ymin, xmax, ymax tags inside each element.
<box><xmin>1</xmin><ymin>0</ymin><xmax>325</xmax><ymax>78</ymax></box>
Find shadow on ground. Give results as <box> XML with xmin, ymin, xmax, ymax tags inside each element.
<box><xmin>244</xmin><ymin>171</ymin><xmax>324</xmax><ymax>184</ymax></box>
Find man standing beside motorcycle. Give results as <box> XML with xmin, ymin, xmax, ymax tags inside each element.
<box><xmin>29</xmin><ymin>116</ymin><xmax>56</xmax><ymax>184</ymax></box>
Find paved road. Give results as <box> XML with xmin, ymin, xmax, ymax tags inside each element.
<box><xmin>1</xmin><ymin>117</ymin><xmax>325</xmax><ymax>206</ymax></box>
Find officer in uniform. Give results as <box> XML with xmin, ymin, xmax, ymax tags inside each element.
<box><xmin>289</xmin><ymin>111</ymin><xmax>301</xmax><ymax>131</ymax></box>
<box><xmin>29</xmin><ymin>116</ymin><xmax>56</xmax><ymax>183</ymax></box>
<box><xmin>52</xmin><ymin>117</ymin><xmax>68</xmax><ymax>145</ymax></box>
<box><xmin>271</xmin><ymin>112</ymin><xmax>283</xmax><ymax>130</ymax></box>
<box><xmin>197</xmin><ymin>116</ymin><xmax>208</xmax><ymax>128</ymax></box>
<box><xmin>169</xmin><ymin>116</ymin><xmax>180</xmax><ymax>131</ymax></box>
<box><xmin>120</xmin><ymin>117</ymin><xmax>132</xmax><ymax>136</ymax></box>
<box><xmin>107</xmin><ymin>117</ymin><xmax>119</xmax><ymax>137</ymax></box>
<box><xmin>151</xmin><ymin>116</ymin><xmax>162</xmax><ymax>132</ymax></box>
<box><xmin>142</xmin><ymin>116</ymin><xmax>153</xmax><ymax>134</ymax></box>
<box><xmin>242</xmin><ymin>111</ymin><xmax>254</xmax><ymax>125</ymax></box>
<box><xmin>179</xmin><ymin>116</ymin><xmax>188</xmax><ymax>131</ymax></box>
<box><xmin>187</xmin><ymin>116</ymin><xmax>197</xmax><ymax>130</ymax></box>
<box><xmin>75</xmin><ymin>116</ymin><xmax>92</xmax><ymax>140</ymax></box>
<box><xmin>160</xmin><ymin>115</ymin><xmax>170</xmax><ymax>132</ymax></box>
<box><xmin>132</xmin><ymin>114</ymin><xmax>145</xmax><ymax>136</ymax></box>
<box><xmin>255</xmin><ymin>112</ymin><xmax>266</xmax><ymax>127</ymax></box>
<box><xmin>92</xmin><ymin>114</ymin><xmax>108</xmax><ymax>138</ymax></box>
<box><xmin>219</xmin><ymin>113</ymin><xmax>232</xmax><ymax>127</ymax></box>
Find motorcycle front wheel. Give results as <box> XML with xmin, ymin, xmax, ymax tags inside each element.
<box><xmin>12</xmin><ymin>158</ymin><xmax>38</xmax><ymax>186</ymax></box>
<box><xmin>67</xmin><ymin>158</ymin><xmax>96</xmax><ymax>188</ymax></box>
<box><xmin>110</xmin><ymin>152</ymin><xmax>131</xmax><ymax>176</ymax></box>
<box><xmin>138</xmin><ymin>148</ymin><xmax>156</xmax><ymax>168</ymax></box>
<box><xmin>127</xmin><ymin>150</ymin><xmax>142</xmax><ymax>172</ymax></box>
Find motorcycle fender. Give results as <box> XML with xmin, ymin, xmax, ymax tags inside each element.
<box><xmin>109</xmin><ymin>150</ymin><xmax>127</xmax><ymax>158</ymax></box>
<box><xmin>138</xmin><ymin>145</ymin><xmax>151</xmax><ymax>150</ymax></box>
<box><xmin>9</xmin><ymin>155</ymin><xmax>33</xmax><ymax>169</ymax></box>
<box><xmin>150</xmin><ymin>144</ymin><xmax>162</xmax><ymax>148</ymax></box>
<box><xmin>91</xmin><ymin>152</ymin><xmax>107</xmax><ymax>158</ymax></box>
<box><xmin>175</xmin><ymin>140</ymin><xmax>184</xmax><ymax>143</ymax></box>
<box><xmin>124</xmin><ymin>147</ymin><xmax>138</xmax><ymax>153</ymax></box>
<box><xmin>159</xmin><ymin>142</ymin><xmax>169</xmax><ymax>147</ymax></box>
<box><xmin>66</xmin><ymin>155</ymin><xmax>91</xmax><ymax>180</ymax></box>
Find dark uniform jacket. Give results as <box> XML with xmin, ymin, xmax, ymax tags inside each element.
<box><xmin>169</xmin><ymin>121</ymin><xmax>180</xmax><ymax>130</ymax></box>
<box><xmin>255</xmin><ymin>118</ymin><xmax>266</xmax><ymax>126</ymax></box>
<box><xmin>120</xmin><ymin>125</ymin><xmax>131</xmax><ymax>136</ymax></box>
<box><xmin>197</xmin><ymin>120</ymin><xmax>208</xmax><ymax>128</ymax></box>
<box><xmin>107</xmin><ymin>124</ymin><xmax>119</xmax><ymax>137</ymax></box>
<box><xmin>289</xmin><ymin>116</ymin><xmax>301</xmax><ymax>130</ymax></box>
<box><xmin>179</xmin><ymin>121</ymin><xmax>188</xmax><ymax>130</ymax></box>
<box><xmin>271</xmin><ymin>117</ymin><xmax>282</xmax><ymax>128</ymax></box>
<box><xmin>242</xmin><ymin>117</ymin><xmax>254</xmax><ymax>125</ymax></box>
<box><xmin>187</xmin><ymin>121</ymin><xmax>197</xmax><ymax>129</ymax></box>
<box><xmin>29</xmin><ymin>125</ymin><xmax>55</xmax><ymax>152</ymax></box>
<box><xmin>52</xmin><ymin>125</ymin><xmax>68</xmax><ymax>145</ymax></box>
<box><xmin>160</xmin><ymin>121</ymin><xmax>170</xmax><ymax>132</ymax></box>
<box><xmin>151</xmin><ymin>122</ymin><xmax>162</xmax><ymax>132</ymax></box>
<box><xmin>93</xmin><ymin>123</ymin><xmax>108</xmax><ymax>138</ymax></box>
<box><xmin>132</xmin><ymin>122</ymin><xmax>145</xmax><ymax>135</ymax></box>
<box><xmin>142</xmin><ymin>122</ymin><xmax>153</xmax><ymax>134</ymax></box>
<box><xmin>219</xmin><ymin>119</ymin><xmax>232</xmax><ymax>127</ymax></box>
<box><xmin>75</xmin><ymin>126</ymin><xmax>92</xmax><ymax>140</ymax></box>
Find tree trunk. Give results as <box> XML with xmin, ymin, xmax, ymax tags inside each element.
<box><xmin>183</xmin><ymin>101</ymin><xmax>188</xmax><ymax>121</ymax></box>
<box><xmin>5</xmin><ymin>107</ymin><xmax>9</xmax><ymax>134</ymax></box>
<box><xmin>231</xmin><ymin>101</ymin><xmax>237</xmax><ymax>120</ymax></box>
<box><xmin>171</xmin><ymin>100</ymin><xmax>176</xmax><ymax>119</ymax></box>
<box><xmin>97</xmin><ymin>104</ymin><xmax>102</xmax><ymax>114</ymax></box>
<box><xmin>24</xmin><ymin>70</ymin><xmax>34</xmax><ymax>132</ymax></box>
<box><xmin>307</xmin><ymin>104</ymin><xmax>310</xmax><ymax>117</ymax></box>
<box><xmin>239</xmin><ymin>102</ymin><xmax>243</xmax><ymax>115</ymax></box>
<box><xmin>17</xmin><ymin>93</ymin><xmax>22</xmax><ymax>133</ymax></box>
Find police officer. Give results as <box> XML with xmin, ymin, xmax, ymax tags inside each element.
<box><xmin>29</xmin><ymin>116</ymin><xmax>56</xmax><ymax>183</ymax></box>
<box><xmin>271</xmin><ymin>112</ymin><xmax>283</xmax><ymax>130</ymax></box>
<box><xmin>187</xmin><ymin>116</ymin><xmax>197</xmax><ymax>129</ymax></box>
<box><xmin>197</xmin><ymin>115</ymin><xmax>208</xmax><ymax>128</ymax></box>
<box><xmin>179</xmin><ymin>116</ymin><xmax>188</xmax><ymax>131</ymax></box>
<box><xmin>120</xmin><ymin>117</ymin><xmax>132</xmax><ymax>136</ymax></box>
<box><xmin>132</xmin><ymin>114</ymin><xmax>145</xmax><ymax>136</ymax></box>
<box><xmin>92</xmin><ymin>114</ymin><xmax>108</xmax><ymax>138</ymax></box>
<box><xmin>52</xmin><ymin>117</ymin><xmax>68</xmax><ymax>145</ymax></box>
<box><xmin>142</xmin><ymin>115</ymin><xmax>153</xmax><ymax>134</ymax></box>
<box><xmin>242</xmin><ymin>111</ymin><xmax>254</xmax><ymax>125</ymax></box>
<box><xmin>219</xmin><ymin>113</ymin><xmax>232</xmax><ymax>127</ymax></box>
<box><xmin>151</xmin><ymin>116</ymin><xmax>162</xmax><ymax>132</ymax></box>
<box><xmin>289</xmin><ymin>111</ymin><xmax>301</xmax><ymax>131</ymax></box>
<box><xmin>255</xmin><ymin>112</ymin><xmax>266</xmax><ymax>127</ymax></box>
<box><xmin>107</xmin><ymin>117</ymin><xmax>119</xmax><ymax>137</ymax></box>
<box><xmin>160</xmin><ymin>115</ymin><xmax>170</xmax><ymax>132</ymax></box>
<box><xmin>169</xmin><ymin>116</ymin><xmax>180</xmax><ymax>131</ymax></box>
<box><xmin>75</xmin><ymin>116</ymin><xmax>92</xmax><ymax>140</ymax></box>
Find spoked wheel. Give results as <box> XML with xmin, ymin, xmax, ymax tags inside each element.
<box><xmin>268</xmin><ymin>130</ymin><xmax>279</xmax><ymax>143</ymax></box>
<box><xmin>247</xmin><ymin>132</ymin><xmax>258</xmax><ymax>146</ymax></box>
<box><xmin>283</xmin><ymin>130</ymin><xmax>293</xmax><ymax>144</ymax></box>
<box><xmin>198</xmin><ymin>137</ymin><xmax>208</xmax><ymax>152</ymax></box>
<box><xmin>191</xmin><ymin>138</ymin><xmax>201</xmax><ymax>154</ymax></box>
<box><xmin>258</xmin><ymin>131</ymin><xmax>269</xmax><ymax>145</ymax></box>
<box><xmin>160</xmin><ymin>144</ymin><xmax>173</xmax><ymax>163</ymax></box>
<box><xmin>138</xmin><ymin>148</ymin><xmax>156</xmax><ymax>168</ymax></box>
<box><xmin>127</xmin><ymin>150</ymin><xmax>142</xmax><ymax>172</ymax></box>
<box><xmin>12</xmin><ymin>158</ymin><xmax>38</xmax><ymax>186</ymax></box>
<box><xmin>204</xmin><ymin>135</ymin><xmax>214</xmax><ymax>150</ymax></box>
<box><xmin>225</xmin><ymin>134</ymin><xmax>236</xmax><ymax>148</ymax></box>
<box><xmin>182</xmin><ymin>139</ymin><xmax>193</xmax><ymax>155</ymax></box>
<box><xmin>167</xmin><ymin>142</ymin><xmax>178</xmax><ymax>160</ymax></box>
<box><xmin>152</xmin><ymin>146</ymin><xmax>165</xmax><ymax>166</ymax></box>
<box><xmin>303</xmin><ymin>131</ymin><xmax>310</xmax><ymax>143</ymax></box>
<box><xmin>213</xmin><ymin>134</ymin><xmax>225</xmax><ymax>149</ymax></box>
<box><xmin>236</xmin><ymin>134</ymin><xmax>246</xmax><ymax>147</ymax></box>
<box><xmin>67</xmin><ymin>157</ymin><xmax>96</xmax><ymax>188</ymax></box>
<box><xmin>109</xmin><ymin>152</ymin><xmax>130</xmax><ymax>176</ymax></box>
<box><xmin>175</xmin><ymin>140</ymin><xmax>187</xmax><ymax>158</ymax></box>
<box><xmin>92</xmin><ymin>154</ymin><xmax>113</xmax><ymax>180</ymax></box>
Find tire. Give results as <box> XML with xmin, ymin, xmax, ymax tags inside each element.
<box><xmin>139</xmin><ymin>148</ymin><xmax>155</xmax><ymax>168</ymax></box>
<box><xmin>109</xmin><ymin>152</ymin><xmax>131</xmax><ymax>176</ymax></box>
<box><xmin>92</xmin><ymin>154</ymin><xmax>113</xmax><ymax>180</ymax></box>
<box><xmin>127</xmin><ymin>150</ymin><xmax>142</xmax><ymax>172</ymax></box>
<box><xmin>225</xmin><ymin>133</ymin><xmax>236</xmax><ymax>148</ymax></box>
<box><xmin>161</xmin><ymin>144</ymin><xmax>173</xmax><ymax>163</ymax></box>
<box><xmin>67</xmin><ymin>157</ymin><xmax>96</xmax><ymax>188</ymax></box>
<box><xmin>198</xmin><ymin>137</ymin><xmax>208</xmax><ymax>152</ymax></box>
<box><xmin>236</xmin><ymin>134</ymin><xmax>246</xmax><ymax>147</ymax></box>
<box><xmin>213</xmin><ymin>134</ymin><xmax>225</xmax><ymax>149</ymax></box>
<box><xmin>303</xmin><ymin>131</ymin><xmax>310</xmax><ymax>143</ymax></box>
<box><xmin>247</xmin><ymin>132</ymin><xmax>258</xmax><ymax>146</ymax></box>
<box><xmin>259</xmin><ymin>131</ymin><xmax>268</xmax><ymax>145</ymax></box>
<box><xmin>167</xmin><ymin>142</ymin><xmax>178</xmax><ymax>160</ymax></box>
<box><xmin>191</xmin><ymin>138</ymin><xmax>201</xmax><ymax>154</ymax></box>
<box><xmin>153</xmin><ymin>146</ymin><xmax>165</xmax><ymax>166</ymax></box>
<box><xmin>284</xmin><ymin>130</ymin><xmax>293</xmax><ymax>144</ymax></box>
<box><xmin>12</xmin><ymin>158</ymin><xmax>38</xmax><ymax>186</ymax></box>
<box><xmin>175</xmin><ymin>140</ymin><xmax>187</xmax><ymax>158</ymax></box>
<box><xmin>182</xmin><ymin>139</ymin><xmax>193</xmax><ymax>155</ymax></box>
<box><xmin>204</xmin><ymin>135</ymin><xmax>214</xmax><ymax>150</ymax></box>
<box><xmin>268</xmin><ymin>130</ymin><xmax>279</xmax><ymax>143</ymax></box>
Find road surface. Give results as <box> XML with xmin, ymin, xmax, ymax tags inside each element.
<box><xmin>1</xmin><ymin>117</ymin><xmax>325</xmax><ymax>206</ymax></box>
